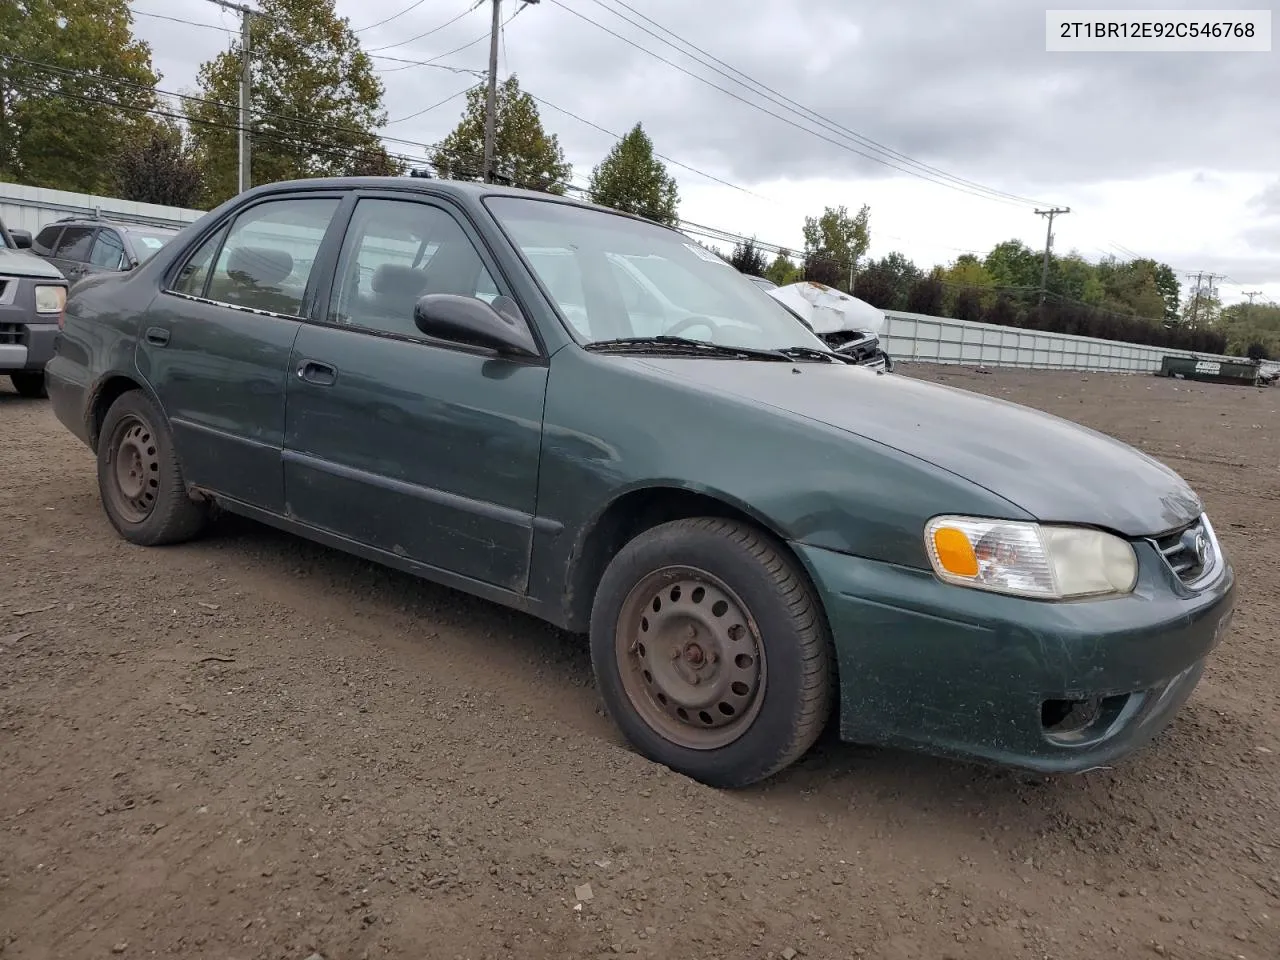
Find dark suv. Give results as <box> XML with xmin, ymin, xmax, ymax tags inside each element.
<box><xmin>0</xmin><ymin>215</ymin><xmax>69</xmax><ymax>397</ymax></box>
<box><xmin>31</xmin><ymin>217</ymin><xmax>178</xmax><ymax>283</ymax></box>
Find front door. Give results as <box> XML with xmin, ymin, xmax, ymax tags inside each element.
<box><xmin>135</xmin><ymin>193</ymin><xmax>344</xmax><ymax>511</ymax></box>
<box><xmin>282</xmin><ymin>194</ymin><xmax>548</xmax><ymax>593</ymax></box>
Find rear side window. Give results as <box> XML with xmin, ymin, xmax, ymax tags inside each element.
<box><xmin>53</xmin><ymin>226</ymin><xmax>95</xmax><ymax>262</ymax></box>
<box><xmin>171</xmin><ymin>224</ymin><xmax>229</xmax><ymax>298</ymax></box>
<box><xmin>89</xmin><ymin>230</ymin><xmax>126</xmax><ymax>270</ymax></box>
<box><xmin>204</xmin><ymin>197</ymin><xmax>340</xmax><ymax>317</ymax></box>
<box><xmin>34</xmin><ymin>225</ymin><xmax>63</xmax><ymax>254</ymax></box>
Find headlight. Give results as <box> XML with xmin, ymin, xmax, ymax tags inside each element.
<box><xmin>924</xmin><ymin>515</ymin><xmax>1138</xmax><ymax>600</ymax></box>
<box><xmin>34</xmin><ymin>284</ymin><xmax>66</xmax><ymax>315</ymax></box>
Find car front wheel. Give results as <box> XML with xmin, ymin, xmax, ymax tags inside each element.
<box><xmin>10</xmin><ymin>372</ymin><xmax>48</xmax><ymax>398</ymax></box>
<box><xmin>590</xmin><ymin>517</ymin><xmax>834</xmax><ymax>788</ymax></box>
<box><xmin>97</xmin><ymin>389</ymin><xmax>210</xmax><ymax>546</ymax></box>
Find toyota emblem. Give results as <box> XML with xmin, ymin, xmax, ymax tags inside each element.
<box><xmin>1194</xmin><ymin>532</ymin><xmax>1208</xmax><ymax>565</ymax></box>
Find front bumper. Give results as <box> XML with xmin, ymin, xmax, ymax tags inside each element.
<box><xmin>795</xmin><ymin>538</ymin><xmax>1235</xmax><ymax>773</ymax></box>
<box><xmin>0</xmin><ymin>311</ymin><xmax>59</xmax><ymax>372</ymax></box>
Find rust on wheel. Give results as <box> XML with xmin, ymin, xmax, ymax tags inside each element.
<box><xmin>106</xmin><ymin>415</ymin><xmax>162</xmax><ymax>524</ymax></box>
<box><xmin>615</xmin><ymin>566</ymin><xmax>767</xmax><ymax>750</ymax></box>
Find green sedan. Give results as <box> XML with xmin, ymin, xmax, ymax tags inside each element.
<box><xmin>46</xmin><ymin>178</ymin><xmax>1236</xmax><ymax>788</ymax></box>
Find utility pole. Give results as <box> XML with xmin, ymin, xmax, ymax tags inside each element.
<box><xmin>482</xmin><ymin>0</ymin><xmax>537</xmax><ymax>183</ymax></box>
<box><xmin>1034</xmin><ymin>207</ymin><xmax>1070</xmax><ymax>305</ymax></box>
<box><xmin>205</xmin><ymin>0</ymin><xmax>258</xmax><ymax>194</ymax></box>
<box><xmin>482</xmin><ymin>0</ymin><xmax>502</xmax><ymax>183</ymax></box>
<box><xmin>1244</xmin><ymin>290</ymin><xmax>1262</xmax><ymax>305</ymax></box>
<box><xmin>1186</xmin><ymin>271</ymin><xmax>1226</xmax><ymax>327</ymax></box>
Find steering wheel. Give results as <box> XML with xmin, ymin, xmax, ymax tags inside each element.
<box><xmin>663</xmin><ymin>314</ymin><xmax>723</xmax><ymax>339</ymax></box>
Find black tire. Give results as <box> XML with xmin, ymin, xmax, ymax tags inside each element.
<box><xmin>10</xmin><ymin>371</ymin><xmax>48</xmax><ymax>398</ymax></box>
<box><xmin>97</xmin><ymin>389</ymin><xmax>209</xmax><ymax>546</ymax></box>
<box><xmin>589</xmin><ymin>517</ymin><xmax>834</xmax><ymax>788</ymax></box>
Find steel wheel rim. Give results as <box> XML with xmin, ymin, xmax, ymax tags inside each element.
<box><xmin>615</xmin><ymin>566</ymin><xmax>767</xmax><ymax>751</ymax></box>
<box><xmin>107</xmin><ymin>415</ymin><xmax>161</xmax><ymax>524</ymax></box>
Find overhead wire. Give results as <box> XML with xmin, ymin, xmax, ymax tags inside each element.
<box><xmin>545</xmin><ymin>0</ymin><xmax>1046</xmax><ymax>208</ymax></box>
<box><xmin>581</xmin><ymin>0</ymin><xmax>1052</xmax><ymax>208</ymax></box>
<box><xmin>367</xmin><ymin>4</ymin><xmax>480</xmax><ymax>53</ymax></box>
<box><xmin>352</xmin><ymin>0</ymin><xmax>431</xmax><ymax>33</ymax></box>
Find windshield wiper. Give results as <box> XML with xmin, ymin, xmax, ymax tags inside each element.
<box><xmin>584</xmin><ymin>336</ymin><xmax>796</xmax><ymax>362</ymax></box>
<box><xmin>775</xmin><ymin>345</ymin><xmax>846</xmax><ymax>363</ymax></box>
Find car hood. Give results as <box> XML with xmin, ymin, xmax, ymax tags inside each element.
<box><xmin>0</xmin><ymin>247</ymin><xmax>66</xmax><ymax>280</ymax></box>
<box><xmin>632</xmin><ymin>357</ymin><xmax>1202</xmax><ymax>537</ymax></box>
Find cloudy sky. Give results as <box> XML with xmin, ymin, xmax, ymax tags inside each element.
<box><xmin>133</xmin><ymin>0</ymin><xmax>1280</xmax><ymax>305</ymax></box>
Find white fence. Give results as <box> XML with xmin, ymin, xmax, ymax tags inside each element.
<box><xmin>880</xmin><ymin>311</ymin><xmax>1238</xmax><ymax>374</ymax></box>
<box><xmin>0</xmin><ymin>181</ymin><xmax>202</xmax><ymax>235</ymax></box>
<box><xmin>0</xmin><ymin>180</ymin><xmax>1247</xmax><ymax>375</ymax></box>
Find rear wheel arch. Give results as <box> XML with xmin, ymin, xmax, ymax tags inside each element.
<box><xmin>563</xmin><ymin>485</ymin><xmax>821</xmax><ymax>631</ymax></box>
<box><xmin>88</xmin><ymin>375</ymin><xmax>163</xmax><ymax>452</ymax></box>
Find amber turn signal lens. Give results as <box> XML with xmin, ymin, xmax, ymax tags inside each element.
<box><xmin>932</xmin><ymin>526</ymin><xmax>979</xmax><ymax>577</ymax></box>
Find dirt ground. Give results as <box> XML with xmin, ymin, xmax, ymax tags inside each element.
<box><xmin>1</xmin><ymin>363</ymin><xmax>1278</xmax><ymax>960</ymax></box>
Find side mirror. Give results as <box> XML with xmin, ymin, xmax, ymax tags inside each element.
<box><xmin>9</xmin><ymin>229</ymin><xmax>33</xmax><ymax>249</ymax></box>
<box><xmin>413</xmin><ymin>293</ymin><xmax>539</xmax><ymax>357</ymax></box>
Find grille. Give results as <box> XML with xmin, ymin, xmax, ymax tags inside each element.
<box><xmin>0</xmin><ymin>322</ymin><xmax>22</xmax><ymax>345</ymax></box>
<box><xmin>1153</xmin><ymin>517</ymin><xmax>1214</xmax><ymax>584</ymax></box>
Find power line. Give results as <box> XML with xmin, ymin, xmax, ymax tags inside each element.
<box><xmin>353</xmin><ymin>0</ymin><xmax>431</xmax><ymax>33</ymax></box>
<box><xmin>372</xmin><ymin>18</ymin><xmax>507</xmax><ymax>73</ymax></box>
<box><xmin>386</xmin><ymin>85</ymin><xmax>476</xmax><ymax>125</ymax></box>
<box><xmin>528</xmin><ymin>92</ymin><xmax>769</xmax><ymax>201</ymax></box>
<box><xmin>367</xmin><ymin>4</ymin><xmax>480</xmax><ymax>53</ymax></box>
<box><xmin>580</xmin><ymin>0</ymin><xmax>1050</xmax><ymax>208</ymax></box>
<box><xmin>545</xmin><ymin>0</ymin><xmax>1045</xmax><ymax>207</ymax></box>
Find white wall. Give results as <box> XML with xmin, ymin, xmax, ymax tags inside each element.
<box><xmin>0</xmin><ymin>181</ymin><xmax>203</xmax><ymax>236</ymax></box>
<box><xmin>880</xmin><ymin>310</ymin><xmax>1239</xmax><ymax>374</ymax></box>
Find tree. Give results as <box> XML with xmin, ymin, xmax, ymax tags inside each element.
<box><xmin>801</xmin><ymin>204</ymin><xmax>870</xmax><ymax>293</ymax></box>
<box><xmin>430</xmin><ymin>75</ymin><xmax>570</xmax><ymax>194</ymax></box>
<box><xmin>764</xmin><ymin>250</ymin><xmax>803</xmax><ymax>287</ymax></box>
<box><xmin>728</xmin><ymin>238</ymin><xmax>768</xmax><ymax>276</ymax></box>
<box><xmin>983</xmin><ymin>240</ymin><xmax>1041</xmax><ymax>289</ymax></box>
<box><xmin>114</xmin><ymin>118</ymin><xmax>203</xmax><ymax>207</ymax></box>
<box><xmin>587</xmin><ymin>122</ymin><xmax>678</xmax><ymax>225</ymax></box>
<box><xmin>186</xmin><ymin>0</ymin><xmax>396</xmax><ymax>207</ymax></box>
<box><xmin>0</xmin><ymin>0</ymin><xmax>158</xmax><ymax>193</ymax></box>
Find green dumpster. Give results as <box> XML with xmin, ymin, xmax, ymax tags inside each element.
<box><xmin>1159</xmin><ymin>355</ymin><xmax>1260</xmax><ymax>386</ymax></box>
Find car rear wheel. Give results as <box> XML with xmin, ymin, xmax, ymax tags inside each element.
<box><xmin>10</xmin><ymin>372</ymin><xmax>47</xmax><ymax>398</ymax></box>
<box><xmin>589</xmin><ymin>517</ymin><xmax>834</xmax><ymax>788</ymax></box>
<box><xmin>98</xmin><ymin>389</ymin><xmax>209</xmax><ymax>546</ymax></box>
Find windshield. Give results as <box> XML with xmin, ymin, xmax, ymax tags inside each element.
<box><xmin>485</xmin><ymin>196</ymin><xmax>826</xmax><ymax>352</ymax></box>
<box><xmin>127</xmin><ymin>229</ymin><xmax>177</xmax><ymax>262</ymax></box>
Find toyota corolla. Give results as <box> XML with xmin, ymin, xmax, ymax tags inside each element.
<box><xmin>45</xmin><ymin>177</ymin><xmax>1235</xmax><ymax>788</ymax></box>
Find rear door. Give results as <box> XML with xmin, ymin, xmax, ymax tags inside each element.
<box><xmin>137</xmin><ymin>191</ymin><xmax>346</xmax><ymax>512</ymax></box>
<box><xmin>282</xmin><ymin>193</ymin><xmax>548</xmax><ymax>591</ymax></box>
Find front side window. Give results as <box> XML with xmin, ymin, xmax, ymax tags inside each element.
<box><xmin>89</xmin><ymin>230</ymin><xmax>126</xmax><ymax>270</ymax></box>
<box><xmin>199</xmin><ymin>196</ymin><xmax>339</xmax><ymax>316</ymax></box>
<box><xmin>485</xmin><ymin>197</ymin><xmax>825</xmax><ymax>351</ymax></box>
<box><xmin>170</xmin><ymin>224</ymin><xmax>229</xmax><ymax>298</ymax></box>
<box><xmin>52</xmin><ymin>226</ymin><xmax>96</xmax><ymax>263</ymax></box>
<box><xmin>328</xmin><ymin>197</ymin><xmax>504</xmax><ymax>340</ymax></box>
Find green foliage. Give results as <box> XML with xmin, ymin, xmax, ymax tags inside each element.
<box><xmin>587</xmin><ymin>122</ymin><xmax>678</xmax><ymax>225</ymax></box>
<box><xmin>186</xmin><ymin>0</ymin><xmax>395</xmax><ymax>207</ymax></box>
<box><xmin>801</xmin><ymin>204</ymin><xmax>870</xmax><ymax>292</ymax></box>
<box><xmin>429</xmin><ymin>75</ymin><xmax>571</xmax><ymax>194</ymax></box>
<box><xmin>1219</xmin><ymin>301</ymin><xmax>1280</xmax><ymax>358</ymax></box>
<box><xmin>982</xmin><ymin>240</ymin><xmax>1040</xmax><ymax>288</ymax></box>
<box><xmin>114</xmin><ymin>117</ymin><xmax>203</xmax><ymax>207</ymax></box>
<box><xmin>764</xmin><ymin>251</ymin><xmax>803</xmax><ymax>287</ymax></box>
<box><xmin>854</xmin><ymin>251</ymin><xmax>924</xmax><ymax>311</ymax></box>
<box><xmin>728</xmin><ymin>238</ymin><xmax>768</xmax><ymax>277</ymax></box>
<box><xmin>0</xmin><ymin>0</ymin><xmax>158</xmax><ymax>193</ymax></box>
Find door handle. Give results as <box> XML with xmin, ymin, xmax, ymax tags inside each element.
<box><xmin>297</xmin><ymin>359</ymin><xmax>337</xmax><ymax>386</ymax></box>
<box><xmin>144</xmin><ymin>326</ymin><xmax>170</xmax><ymax>346</ymax></box>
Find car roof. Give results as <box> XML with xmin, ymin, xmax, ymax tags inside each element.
<box><xmin>240</xmin><ymin>176</ymin><xmax>685</xmax><ymax>234</ymax></box>
<box><xmin>44</xmin><ymin>218</ymin><xmax>178</xmax><ymax>234</ymax></box>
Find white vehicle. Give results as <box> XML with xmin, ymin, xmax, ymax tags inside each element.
<box><xmin>765</xmin><ymin>281</ymin><xmax>894</xmax><ymax>372</ymax></box>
